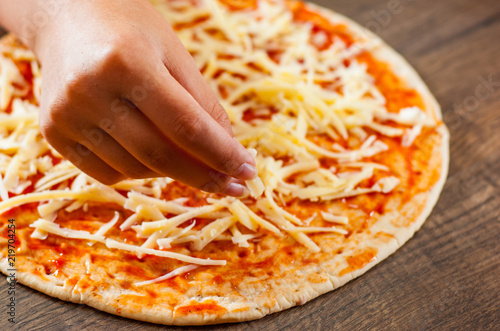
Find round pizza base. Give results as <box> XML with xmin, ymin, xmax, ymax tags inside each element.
<box><xmin>0</xmin><ymin>1</ymin><xmax>449</xmax><ymax>326</ymax></box>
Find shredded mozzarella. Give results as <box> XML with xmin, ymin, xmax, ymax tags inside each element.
<box><xmin>0</xmin><ymin>0</ymin><xmax>435</xmax><ymax>267</ymax></box>
<box><xmin>134</xmin><ymin>265</ymin><xmax>199</xmax><ymax>286</ymax></box>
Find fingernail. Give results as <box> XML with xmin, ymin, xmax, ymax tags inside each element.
<box><xmin>235</xmin><ymin>163</ymin><xmax>257</xmax><ymax>180</ymax></box>
<box><xmin>222</xmin><ymin>183</ymin><xmax>248</xmax><ymax>197</ymax></box>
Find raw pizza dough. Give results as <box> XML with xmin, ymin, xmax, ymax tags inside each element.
<box><xmin>0</xmin><ymin>0</ymin><xmax>449</xmax><ymax>325</ymax></box>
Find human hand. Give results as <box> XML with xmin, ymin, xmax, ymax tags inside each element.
<box><xmin>31</xmin><ymin>0</ymin><xmax>255</xmax><ymax>196</ymax></box>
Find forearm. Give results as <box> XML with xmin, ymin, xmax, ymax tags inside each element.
<box><xmin>0</xmin><ymin>0</ymin><xmax>65</xmax><ymax>52</ymax></box>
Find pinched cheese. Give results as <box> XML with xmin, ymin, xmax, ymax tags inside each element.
<box><xmin>245</xmin><ymin>149</ymin><xmax>265</xmax><ymax>198</ymax></box>
<box><xmin>0</xmin><ymin>0</ymin><xmax>435</xmax><ymax>266</ymax></box>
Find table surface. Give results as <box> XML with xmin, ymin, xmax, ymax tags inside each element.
<box><xmin>1</xmin><ymin>0</ymin><xmax>499</xmax><ymax>330</ymax></box>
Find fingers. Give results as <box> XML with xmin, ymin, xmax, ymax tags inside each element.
<box><xmin>44</xmin><ymin>99</ymin><xmax>247</xmax><ymax>195</ymax></box>
<box><xmin>95</xmin><ymin>100</ymin><xmax>246</xmax><ymax>195</ymax></box>
<box><xmin>42</xmin><ymin>132</ymin><xmax>126</xmax><ymax>185</ymax></box>
<box><xmin>128</xmin><ymin>66</ymin><xmax>257</xmax><ymax>181</ymax></box>
<box><xmin>40</xmin><ymin>61</ymin><xmax>252</xmax><ymax>194</ymax></box>
<box><xmin>75</xmin><ymin>129</ymin><xmax>161</xmax><ymax>180</ymax></box>
<box><xmin>30</xmin><ymin>0</ymin><xmax>253</xmax><ymax>195</ymax></box>
<box><xmin>161</xmin><ymin>33</ymin><xmax>234</xmax><ymax>136</ymax></box>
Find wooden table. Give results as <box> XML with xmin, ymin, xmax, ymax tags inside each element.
<box><xmin>1</xmin><ymin>0</ymin><xmax>499</xmax><ymax>329</ymax></box>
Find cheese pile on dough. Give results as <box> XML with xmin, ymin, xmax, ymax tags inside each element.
<box><xmin>0</xmin><ymin>0</ymin><xmax>436</xmax><ymax>265</ymax></box>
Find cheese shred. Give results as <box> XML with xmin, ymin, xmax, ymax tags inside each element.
<box><xmin>0</xmin><ymin>0</ymin><xmax>435</xmax><ymax>268</ymax></box>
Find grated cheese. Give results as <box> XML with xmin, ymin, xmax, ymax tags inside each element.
<box><xmin>134</xmin><ymin>265</ymin><xmax>199</xmax><ymax>286</ymax></box>
<box><xmin>0</xmin><ymin>0</ymin><xmax>436</xmax><ymax>267</ymax></box>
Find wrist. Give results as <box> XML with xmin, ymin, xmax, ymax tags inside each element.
<box><xmin>0</xmin><ymin>0</ymin><xmax>70</xmax><ymax>59</ymax></box>
<box><xmin>31</xmin><ymin>1</ymin><xmax>73</xmax><ymax>63</ymax></box>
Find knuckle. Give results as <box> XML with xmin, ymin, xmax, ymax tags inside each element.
<box><xmin>99</xmin><ymin>31</ymin><xmax>149</xmax><ymax>75</ymax></box>
<box><xmin>213</xmin><ymin>145</ymin><xmax>239</xmax><ymax>174</ymax></box>
<box><xmin>62</xmin><ymin>71</ymin><xmax>91</xmax><ymax>102</ymax></box>
<box><xmin>171</xmin><ymin>113</ymin><xmax>204</xmax><ymax>144</ymax></box>
<box><xmin>39</xmin><ymin>106</ymin><xmax>64</xmax><ymax>143</ymax></box>
<box><xmin>97</xmin><ymin>118</ymin><xmax>116</xmax><ymax>133</ymax></box>
<box><xmin>38</xmin><ymin>112</ymin><xmax>54</xmax><ymax>140</ymax></box>
<box><xmin>210</xmin><ymin>102</ymin><xmax>231</xmax><ymax>128</ymax></box>
<box><xmin>144</xmin><ymin>146</ymin><xmax>174</xmax><ymax>172</ymax></box>
<box><xmin>65</xmin><ymin>41</ymin><xmax>133</xmax><ymax>94</ymax></box>
<box><xmin>63</xmin><ymin>71</ymin><xmax>84</xmax><ymax>91</ymax></box>
<box><xmin>99</xmin><ymin>43</ymin><xmax>127</xmax><ymax>73</ymax></box>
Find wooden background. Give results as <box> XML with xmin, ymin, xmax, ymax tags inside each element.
<box><xmin>1</xmin><ymin>0</ymin><xmax>499</xmax><ymax>329</ymax></box>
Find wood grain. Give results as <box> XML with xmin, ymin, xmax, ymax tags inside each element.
<box><xmin>1</xmin><ymin>0</ymin><xmax>499</xmax><ymax>329</ymax></box>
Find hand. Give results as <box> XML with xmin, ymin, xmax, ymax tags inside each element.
<box><xmin>32</xmin><ymin>0</ymin><xmax>255</xmax><ymax>196</ymax></box>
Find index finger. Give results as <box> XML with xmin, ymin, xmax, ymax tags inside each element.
<box><xmin>161</xmin><ymin>26</ymin><xmax>234</xmax><ymax>136</ymax></box>
<box><xmin>126</xmin><ymin>64</ymin><xmax>257</xmax><ymax>181</ymax></box>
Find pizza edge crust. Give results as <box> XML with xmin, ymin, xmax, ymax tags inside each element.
<box><xmin>0</xmin><ymin>2</ymin><xmax>450</xmax><ymax>325</ymax></box>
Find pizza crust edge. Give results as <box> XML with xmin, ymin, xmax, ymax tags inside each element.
<box><xmin>0</xmin><ymin>2</ymin><xmax>450</xmax><ymax>325</ymax></box>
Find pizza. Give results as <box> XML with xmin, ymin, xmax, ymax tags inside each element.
<box><xmin>0</xmin><ymin>0</ymin><xmax>449</xmax><ymax>325</ymax></box>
